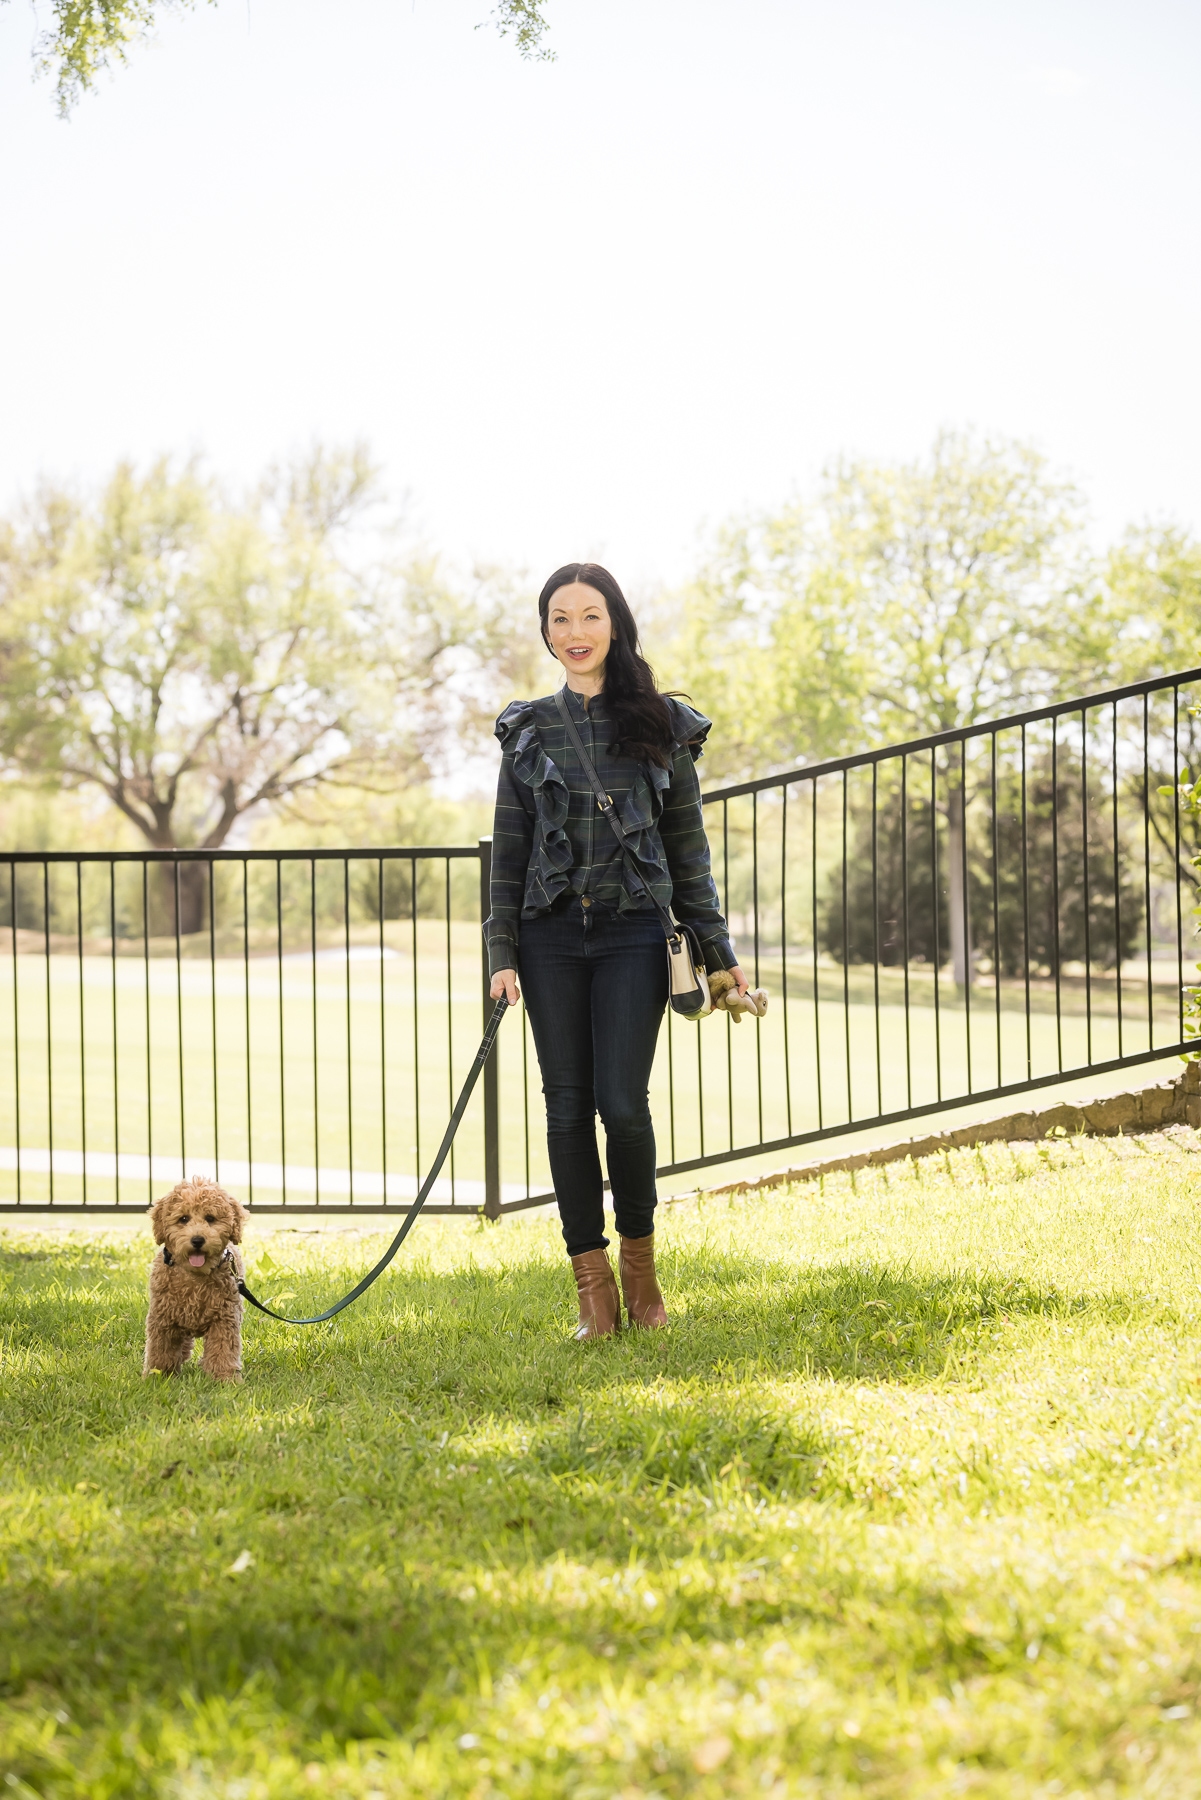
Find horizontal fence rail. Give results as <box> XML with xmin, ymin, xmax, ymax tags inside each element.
<box><xmin>2</xmin><ymin>666</ymin><xmax>1199</xmax><ymax>1213</ymax></box>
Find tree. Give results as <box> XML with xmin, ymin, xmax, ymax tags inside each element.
<box><xmin>0</xmin><ymin>446</ymin><xmax>487</xmax><ymax>931</ymax></box>
<box><xmin>644</xmin><ymin>508</ymin><xmax>867</xmax><ymax>785</ymax></box>
<box><xmin>10</xmin><ymin>0</ymin><xmax>554</xmax><ymax>115</ymax></box>
<box><xmin>1098</xmin><ymin>525</ymin><xmax>1201</xmax><ymax>886</ymax></box>
<box><xmin>823</xmin><ymin>757</ymin><xmax>1144</xmax><ymax>979</ymax></box>
<box><xmin>671</xmin><ymin>432</ymin><xmax>1107</xmax><ymax>985</ymax></box>
<box><xmin>1101</xmin><ymin>525</ymin><xmax>1201</xmax><ymax>685</ymax></box>
<box><xmin>818</xmin><ymin>432</ymin><xmax>1107</xmax><ymax>985</ymax></box>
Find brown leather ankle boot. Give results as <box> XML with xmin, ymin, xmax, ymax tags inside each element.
<box><xmin>570</xmin><ymin>1248</ymin><xmax>620</xmax><ymax>1340</ymax></box>
<box><xmin>618</xmin><ymin>1232</ymin><xmax>668</xmax><ymax>1328</ymax></box>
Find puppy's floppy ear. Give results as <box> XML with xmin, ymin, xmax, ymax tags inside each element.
<box><xmin>148</xmin><ymin>1193</ymin><xmax>170</xmax><ymax>1244</ymax></box>
<box><xmin>228</xmin><ymin>1199</ymin><xmax>249</xmax><ymax>1244</ymax></box>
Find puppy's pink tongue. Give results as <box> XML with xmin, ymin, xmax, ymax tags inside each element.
<box><xmin>188</xmin><ymin>1254</ymin><xmax>206</xmax><ymax>1268</ymax></box>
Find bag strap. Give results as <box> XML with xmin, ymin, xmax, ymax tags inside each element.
<box><xmin>553</xmin><ymin>687</ymin><xmax>680</xmax><ymax>944</ymax></box>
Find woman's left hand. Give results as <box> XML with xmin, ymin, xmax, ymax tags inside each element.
<box><xmin>728</xmin><ymin>964</ymin><xmax>750</xmax><ymax>997</ymax></box>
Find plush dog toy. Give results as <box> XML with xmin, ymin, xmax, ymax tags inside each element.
<box><xmin>143</xmin><ymin>1176</ymin><xmax>248</xmax><ymax>1381</ymax></box>
<box><xmin>707</xmin><ymin>969</ymin><xmax>769</xmax><ymax>1022</ymax></box>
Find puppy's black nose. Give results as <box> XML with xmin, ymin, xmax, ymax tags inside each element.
<box><xmin>190</xmin><ymin>1234</ymin><xmax>205</xmax><ymax>1250</ymax></box>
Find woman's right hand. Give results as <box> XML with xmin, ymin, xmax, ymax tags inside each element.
<box><xmin>490</xmin><ymin>968</ymin><xmax>520</xmax><ymax>1005</ymax></box>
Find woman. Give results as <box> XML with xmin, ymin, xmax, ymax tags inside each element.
<box><xmin>486</xmin><ymin>561</ymin><xmax>750</xmax><ymax>1339</ymax></box>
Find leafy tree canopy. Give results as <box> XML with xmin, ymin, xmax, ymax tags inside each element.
<box><xmin>10</xmin><ymin>0</ymin><xmax>553</xmax><ymax>116</ymax></box>
<box><xmin>649</xmin><ymin>431</ymin><xmax>1115</xmax><ymax>784</ymax></box>
<box><xmin>0</xmin><ymin>445</ymin><xmax>534</xmax><ymax>864</ymax></box>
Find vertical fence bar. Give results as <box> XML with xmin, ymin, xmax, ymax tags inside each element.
<box><xmin>1051</xmin><ymin>722</ymin><xmax>1063</xmax><ymax>1072</ymax></box>
<box><xmin>209</xmin><ymin>860</ymin><xmax>218</xmax><ymax>1182</ymax></box>
<box><xmin>666</xmin><ymin>977</ymin><xmax>676</xmax><ymax>1162</ymax></box>
<box><xmin>521</xmin><ymin>994</ymin><xmax>531</xmax><ymax>1201</ymax></box>
<box><xmin>1082</xmin><ymin>708</ymin><xmax>1092</xmax><ymax>1065</ymax></box>
<box><xmin>277</xmin><ymin>860</ymin><xmax>287</xmax><ymax>1206</ymax></box>
<box><xmin>901</xmin><ymin>755</ymin><xmax>912</xmax><ymax>1108</ymax></box>
<box><xmin>781</xmin><ymin>782</ymin><xmax>792</xmax><ymax>1136</ymax></box>
<box><xmin>1112</xmin><ymin>701</ymin><xmax>1123</xmax><ymax>1059</ymax></box>
<box><xmin>1143</xmin><ymin>694</ymin><xmax>1154</xmax><ymax>1047</ymax></box>
<box><xmin>175</xmin><ymin>861</ymin><xmax>186</xmax><ymax>1169</ymax></box>
<box><xmin>752</xmin><ymin>789</ymin><xmax>763</xmax><ymax>1142</ymax></box>
<box><xmin>311</xmin><ymin>859</ymin><xmax>319</xmax><ymax>1208</ymax></box>
<box><xmin>445</xmin><ymin>860</ymin><xmax>455</xmax><ymax>1200</ymax></box>
<box><xmin>1174</xmin><ymin>685</ymin><xmax>1184</xmax><ymax>1038</ymax></box>
<box><xmin>930</xmin><ymin>751</ymin><xmax>942</xmax><ymax>1103</ymax></box>
<box><xmin>695</xmin><ymin>959</ymin><xmax>705</xmax><ymax>1161</ymax></box>
<box><xmin>871</xmin><ymin>762</ymin><xmax>882</xmax><ymax>1117</ymax></box>
<box><xmin>109</xmin><ymin>863</ymin><xmax>117</xmax><ymax>1205</ymax></box>
<box><xmin>479</xmin><ymin>838</ymin><xmax>501</xmax><ymax>1220</ymax></box>
<box><xmin>76</xmin><ymin>862</ymin><xmax>86</xmax><ymax>1205</ymax></box>
<box><xmin>381</xmin><ymin>858</ymin><xmax>389</xmax><ymax>1207</ymax></box>
<box><xmin>811</xmin><ymin>778</ymin><xmax>823</xmax><ymax>1130</ymax></box>
<box><xmin>411</xmin><ymin>858</ymin><xmax>420</xmax><ymax>1189</ymax></box>
<box><xmin>43</xmin><ymin>861</ymin><xmax>53</xmax><ymax>1205</ymax></box>
<box><xmin>11</xmin><ymin>864</ymin><xmax>19</xmax><ymax>1205</ymax></box>
<box><xmin>841</xmin><ymin>771</ymin><xmax>852</xmax><ymax>1121</ymax></box>
<box><xmin>723</xmin><ymin>800</ymin><xmax>733</xmax><ymax>1149</ymax></box>
<box><xmin>990</xmin><ymin>732</ymin><xmax>1001</xmax><ymax>1090</ymax></box>
<box><xmin>243</xmin><ymin>860</ymin><xmax>253</xmax><ymax>1209</ymax></box>
<box><xmin>1021</xmin><ymin>726</ymin><xmax>1032</xmax><ymax>1080</ymax></box>
<box><xmin>344</xmin><ymin>857</ymin><xmax>353</xmax><ymax>1207</ymax></box>
<box><xmin>143</xmin><ymin>861</ymin><xmax>152</xmax><ymax>1206</ymax></box>
<box><xmin>960</xmin><ymin>740</ymin><xmax>972</xmax><ymax>1094</ymax></box>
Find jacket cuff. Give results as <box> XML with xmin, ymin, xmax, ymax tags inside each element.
<box><xmin>701</xmin><ymin>936</ymin><xmax>738</xmax><ymax>974</ymax></box>
<box><xmin>487</xmin><ymin>934</ymin><xmax>520</xmax><ymax>978</ymax></box>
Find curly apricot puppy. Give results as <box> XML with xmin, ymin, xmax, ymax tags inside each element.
<box><xmin>143</xmin><ymin>1177</ymin><xmax>248</xmax><ymax>1381</ymax></box>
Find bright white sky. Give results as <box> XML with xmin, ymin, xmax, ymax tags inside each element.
<box><xmin>1</xmin><ymin>0</ymin><xmax>1199</xmax><ymax>594</ymax></box>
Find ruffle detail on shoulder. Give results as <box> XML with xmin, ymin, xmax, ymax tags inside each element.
<box><xmin>494</xmin><ymin>700</ymin><xmax>535</xmax><ymax>751</ymax></box>
<box><xmin>666</xmin><ymin>698</ymin><xmax>713</xmax><ymax>762</ymax></box>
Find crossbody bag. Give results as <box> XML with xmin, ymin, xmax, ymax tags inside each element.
<box><xmin>553</xmin><ymin>687</ymin><xmax>711</xmax><ymax>1021</ymax></box>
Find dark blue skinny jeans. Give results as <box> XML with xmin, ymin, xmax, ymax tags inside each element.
<box><xmin>517</xmin><ymin>898</ymin><xmax>667</xmax><ymax>1257</ymax></box>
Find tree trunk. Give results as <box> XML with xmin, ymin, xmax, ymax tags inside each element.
<box><xmin>176</xmin><ymin>862</ymin><xmax>208</xmax><ymax>936</ymax></box>
<box><xmin>151</xmin><ymin>861</ymin><xmax>208</xmax><ymax>938</ymax></box>
<box><xmin>946</xmin><ymin>785</ymin><xmax>972</xmax><ymax>990</ymax></box>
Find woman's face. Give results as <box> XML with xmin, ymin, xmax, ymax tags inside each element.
<box><xmin>545</xmin><ymin>582</ymin><xmax>613</xmax><ymax>683</ymax></box>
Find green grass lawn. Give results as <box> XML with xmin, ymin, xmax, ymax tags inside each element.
<box><xmin>5</xmin><ymin>1130</ymin><xmax>1201</xmax><ymax>1795</ymax></box>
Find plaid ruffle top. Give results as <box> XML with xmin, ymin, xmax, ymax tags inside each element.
<box><xmin>484</xmin><ymin>686</ymin><xmax>737</xmax><ymax>978</ymax></box>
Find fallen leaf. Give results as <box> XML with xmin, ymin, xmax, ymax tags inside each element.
<box><xmin>226</xmin><ymin>1549</ymin><xmax>254</xmax><ymax>1575</ymax></box>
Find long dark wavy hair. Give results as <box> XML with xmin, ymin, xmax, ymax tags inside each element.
<box><xmin>538</xmin><ymin>562</ymin><xmax>680</xmax><ymax>769</ymax></box>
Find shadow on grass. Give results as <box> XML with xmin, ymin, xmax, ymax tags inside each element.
<box><xmin>0</xmin><ymin>1236</ymin><xmax>1174</xmax><ymax>1783</ymax></box>
<box><xmin>1</xmin><ymin>1362</ymin><xmax>1054</xmax><ymax>1768</ymax></box>
<box><xmin>0</xmin><ymin>1479</ymin><xmax>1048</xmax><ymax>1784</ymax></box>
<box><xmin>2</xmin><ymin>1235</ymin><xmax>1156</xmax><ymax>1398</ymax></box>
<box><xmin>316</xmin><ymin>1247</ymin><xmax>1141</xmax><ymax>1391</ymax></box>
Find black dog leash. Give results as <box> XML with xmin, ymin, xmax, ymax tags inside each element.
<box><xmin>237</xmin><ymin>997</ymin><xmax>512</xmax><ymax>1325</ymax></box>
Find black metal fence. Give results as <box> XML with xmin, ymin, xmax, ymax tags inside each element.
<box><xmin>2</xmin><ymin>668</ymin><xmax>1198</xmax><ymax>1213</ymax></box>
